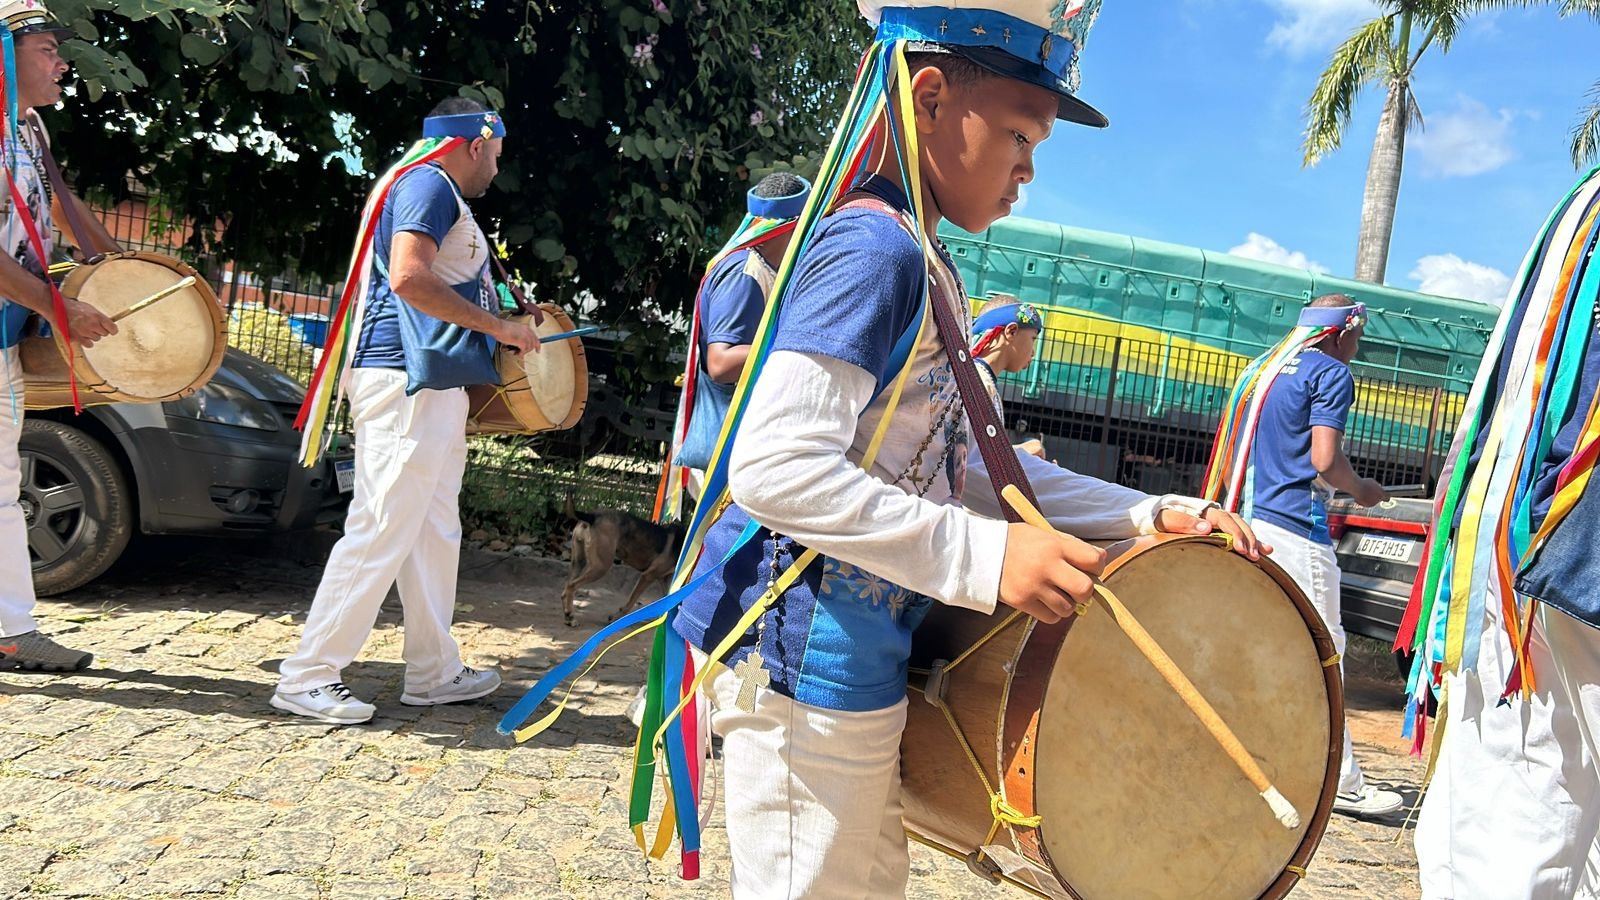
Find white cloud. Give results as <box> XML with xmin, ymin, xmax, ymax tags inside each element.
<box><xmin>1013</xmin><ymin>183</ymin><xmax>1030</xmax><ymax>213</ymax></box>
<box><xmin>1410</xmin><ymin>254</ymin><xmax>1512</xmax><ymax>304</ymax></box>
<box><xmin>1263</xmin><ymin>0</ymin><xmax>1380</xmax><ymax>57</ymax></box>
<box><xmin>1412</xmin><ymin>96</ymin><xmax>1517</xmax><ymax>178</ymax></box>
<box><xmin>1227</xmin><ymin>233</ymin><xmax>1331</xmax><ymax>273</ymax></box>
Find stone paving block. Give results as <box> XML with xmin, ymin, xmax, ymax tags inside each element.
<box><xmin>250</xmin><ymin>827</ymin><xmax>335</xmax><ymax>876</ymax></box>
<box><xmin>438</xmin><ymin>813</ymin><xmax>513</xmax><ymax>849</ymax></box>
<box><xmin>177</xmin><ymin>715</ymin><xmax>267</xmax><ymax>743</ymax></box>
<box><xmin>10</xmin><ymin>749</ymin><xmax>87</xmax><ymax>780</ymax></box>
<box><xmin>0</xmin><ymin>776</ymin><xmax>68</xmax><ymax>809</ymax></box>
<box><xmin>272</xmin><ymin>802</ymin><xmax>373</xmax><ymax>834</ymax></box>
<box><xmin>102</xmin><ymin>788</ymin><xmax>207</xmax><ymax>825</ymax></box>
<box><xmin>80</xmin><ymin>824</ymin><xmax>179</xmax><ymax>873</ymax></box>
<box><xmin>0</xmin><ymin>733</ymin><xmax>41</xmax><ymax>761</ymax></box>
<box><xmin>83</xmin><ymin>758</ymin><xmax>174</xmax><ymax>790</ymax></box>
<box><xmin>329</xmin><ymin>877</ymin><xmax>408</xmax><ymax>900</ymax></box>
<box><xmin>427</xmin><ymin>761</ymin><xmax>488</xmax><ymax>792</ymax></box>
<box><xmin>36</xmin><ymin>858</ymin><xmax>127</xmax><ymax>896</ymax></box>
<box><xmin>403</xmin><ymin>845</ymin><xmax>481</xmax><ymax>879</ymax></box>
<box><xmin>235</xmin><ymin>873</ymin><xmax>323</xmax><ymax>900</ymax></box>
<box><xmin>233</xmin><ymin>756</ymin><xmax>337</xmax><ymax>803</ymax></box>
<box><xmin>345</xmin><ymin>756</ymin><xmax>401</xmax><ymax>783</ymax></box>
<box><xmin>140</xmin><ymin>857</ymin><xmax>246</xmax><ymax>893</ymax></box>
<box><xmin>125</xmin><ymin>731</ymin><xmax>205</xmax><ymax>764</ymax></box>
<box><xmin>399</xmin><ymin>782</ymin><xmax>455</xmax><ymax>818</ymax></box>
<box><xmin>499</xmin><ymin>753</ymin><xmax>554</xmax><ymax>780</ymax></box>
<box><xmin>306</xmin><ymin>778</ymin><xmax>395</xmax><ymax>812</ymax></box>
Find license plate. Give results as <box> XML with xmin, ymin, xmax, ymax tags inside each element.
<box><xmin>1356</xmin><ymin>533</ymin><xmax>1414</xmax><ymax>562</ymax></box>
<box><xmin>335</xmin><ymin>459</ymin><xmax>355</xmax><ymax>494</ymax></box>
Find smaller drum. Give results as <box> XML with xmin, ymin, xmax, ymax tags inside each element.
<box><xmin>466</xmin><ymin>304</ymin><xmax>588</xmax><ymax>435</ymax></box>
<box><xmin>21</xmin><ymin>252</ymin><xmax>226</xmax><ymax>409</ymax></box>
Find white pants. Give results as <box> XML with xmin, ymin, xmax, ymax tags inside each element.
<box><xmin>1251</xmin><ymin>519</ymin><xmax>1364</xmax><ymax>793</ymax></box>
<box><xmin>278</xmin><ymin>368</ymin><xmax>469</xmax><ymax>695</ymax></box>
<box><xmin>0</xmin><ymin>349</ymin><xmax>35</xmax><ymax>638</ymax></box>
<box><xmin>1415</xmin><ymin>597</ymin><xmax>1600</xmax><ymax>900</ymax></box>
<box><xmin>703</xmin><ymin>658</ymin><xmax>910</xmax><ymax>899</ymax></box>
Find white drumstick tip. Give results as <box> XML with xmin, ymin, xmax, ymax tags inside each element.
<box><xmin>1262</xmin><ymin>785</ymin><xmax>1300</xmax><ymax>829</ymax></box>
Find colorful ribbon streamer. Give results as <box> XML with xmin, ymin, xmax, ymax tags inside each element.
<box><xmin>1398</xmin><ymin>166</ymin><xmax>1600</xmax><ymax>751</ymax></box>
<box><xmin>294</xmin><ymin>137</ymin><xmax>464</xmax><ymax>465</ymax></box>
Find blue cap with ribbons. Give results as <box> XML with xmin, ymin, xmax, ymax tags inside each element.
<box><xmin>423</xmin><ymin>110</ymin><xmax>507</xmax><ymax>142</ymax></box>
<box><xmin>860</xmin><ymin>1</ymin><xmax>1106</xmax><ymax>127</ymax></box>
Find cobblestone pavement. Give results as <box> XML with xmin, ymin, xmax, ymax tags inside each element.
<box><xmin>0</xmin><ymin>536</ymin><xmax>1424</xmax><ymax>899</ymax></box>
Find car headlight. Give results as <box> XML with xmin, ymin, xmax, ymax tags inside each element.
<box><xmin>168</xmin><ymin>383</ymin><xmax>282</xmax><ymax>431</ymax></box>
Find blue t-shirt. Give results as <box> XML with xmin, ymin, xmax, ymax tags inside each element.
<box><xmin>700</xmin><ymin>249</ymin><xmax>767</xmax><ymax>353</ymax></box>
<box><xmin>673</xmin><ymin>177</ymin><xmax>957</xmax><ymax>713</ymax></box>
<box><xmin>353</xmin><ymin>164</ymin><xmax>493</xmax><ymax>369</ymax></box>
<box><xmin>1244</xmin><ymin>349</ymin><xmax>1355</xmax><ymax>544</ymax></box>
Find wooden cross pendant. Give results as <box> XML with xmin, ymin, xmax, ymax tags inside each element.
<box><xmin>733</xmin><ymin>651</ymin><xmax>770</xmax><ymax>713</ymax></box>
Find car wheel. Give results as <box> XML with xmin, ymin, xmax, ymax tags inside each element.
<box><xmin>20</xmin><ymin>420</ymin><xmax>132</xmax><ymax>596</ymax></box>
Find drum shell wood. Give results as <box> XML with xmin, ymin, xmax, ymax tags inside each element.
<box><xmin>466</xmin><ymin>304</ymin><xmax>588</xmax><ymax>435</ymax></box>
<box><xmin>20</xmin><ymin>252</ymin><xmax>226</xmax><ymax>409</ymax></box>
<box><xmin>902</xmin><ymin>534</ymin><xmax>1343</xmax><ymax>899</ymax></box>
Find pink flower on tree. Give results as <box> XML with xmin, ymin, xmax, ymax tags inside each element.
<box><xmin>652</xmin><ymin>0</ymin><xmax>668</xmax><ymax>13</ymax></box>
<box><xmin>749</xmin><ymin>110</ymin><xmax>765</xmax><ymax>127</ymax></box>
<box><xmin>750</xmin><ymin>43</ymin><xmax>762</xmax><ymax>60</ymax></box>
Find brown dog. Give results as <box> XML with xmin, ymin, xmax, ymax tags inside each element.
<box><xmin>559</xmin><ymin>496</ymin><xmax>686</xmax><ymax>626</ymax></box>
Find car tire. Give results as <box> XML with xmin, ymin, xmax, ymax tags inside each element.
<box><xmin>20</xmin><ymin>419</ymin><xmax>132</xmax><ymax>596</ymax></box>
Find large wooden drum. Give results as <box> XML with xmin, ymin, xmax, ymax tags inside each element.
<box><xmin>466</xmin><ymin>303</ymin><xmax>588</xmax><ymax>435</ymax></box>
<box><xmin>902</xmin><ymin>533</ymin><xmax>1342</xmax><ymax>899</ymax></box>
<box><xmin>20</xmin><ymin>252</ymin><xmax>225</xmax><ymax>409</ymax></box>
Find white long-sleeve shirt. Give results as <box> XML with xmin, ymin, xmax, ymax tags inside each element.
<box><xmin>730</xmin><ymin>350</ymin><xmax>1214</xmax><ymax>616</ymax></box>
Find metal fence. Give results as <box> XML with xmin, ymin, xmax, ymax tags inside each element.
<box><xmin>994</xmin><ymin>329</ymin><xmax>1464</xmax><ymax>498</ymax></box>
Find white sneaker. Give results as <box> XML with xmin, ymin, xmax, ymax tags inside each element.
<box><xmin>1333</xmin><ymin>784</ymin><xmax>1404</xmax><ymax>818</ymax></box>
<box><xmin>400</xmin><ymin>665</ymin><xmax>501</xmax><ymax>706</ymax></box>
<box><xmin>270</xmin><ymin>682</ymin><xmax>375</xmax><ymax>724</ymax></box>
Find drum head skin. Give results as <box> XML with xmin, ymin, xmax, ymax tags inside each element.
<box><xmin>70</xmin><ymin>255</ymin><xmax>222</xmax><ymax>401</ymax></box>
<box><xmin>491</xmin><ymin>305</ymin><xmax>588</xmax><ymax>432</ymax></box>
<box><xmin>1035</xmin><ymin>540</ymin><xmax>1333</xmax><ymax>898</ymax></box>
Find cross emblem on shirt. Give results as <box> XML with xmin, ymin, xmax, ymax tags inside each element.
<box><xmin>938</xmin><ymin>19</ymin><xmax>948</xmax><ymax>35</ymax></box>
<box><xmin>733</xmin><ymin>651</ymin><xmax>770</xmax><ymax>713</ymax></box>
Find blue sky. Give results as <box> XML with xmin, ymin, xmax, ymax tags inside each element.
<box><xmin>1015</xmin><ymin>1</ymin><xmax>1595</xmax><ymax>305</ymax></box>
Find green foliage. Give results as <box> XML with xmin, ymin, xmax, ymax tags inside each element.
<box><xmin>227</xmin><ymin>304</ymin><xmax>317</xmax><ymax>385</ymax></box>
<box><xmin>43</xmin><ymin>0</ymin><xmax>864</xmax><ymax>397</ymax></box>
<box><xmin>460</xmin><ymin>437</ymin><xmax>658</xmax><ymax>543</ymax></box>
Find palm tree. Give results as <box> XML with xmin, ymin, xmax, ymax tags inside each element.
<box><xmin>1302</xmin><ymin>1</ymin><xmax>1600</xmax><ymax>284</ymax></box>
<box><xmin>1572</xmin><ymin>81</ymin><xmax>1600</xmax><ymax>168</ymax></box>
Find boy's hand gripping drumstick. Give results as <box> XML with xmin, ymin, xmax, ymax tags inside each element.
<box><xmin>1001</xmin><ymin>485</ymin><xmax>1301</xmax><ymax>830</ymax></box>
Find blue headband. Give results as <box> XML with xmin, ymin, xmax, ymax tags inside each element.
<box><xmin>423</xmin><ymin>110</ymin><xmax>506</xmax><ymax>141</ymax></box>
<box><xmin>972</xmin><ymin>303</ymin><xmax>1044</xmax><ymax>336</ymax></box>
<box><xmin>1297</xmin><ymin>303</ymin><xmax>1366</xmax><ymax>330</ymax></box>
<box><xmin>747</xmin><ymin>176</ymin><xmax>812</xmax><ymax>221</ymax></box>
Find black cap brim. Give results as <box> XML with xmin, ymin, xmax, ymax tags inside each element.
<box><xmin>906</xmin><ymin>42</ymin><xmax>1108</xmax><ymax>129</ymax></box>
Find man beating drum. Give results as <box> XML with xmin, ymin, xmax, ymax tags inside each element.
<box><xmin>275</xmin><ymin>97</ymin><xmax>539</xmax><ymax>725</ymax></box>
<box><xmin>0</xmin><ymin>0</ymin><xmax>118</xmax><ymax>672</ymax></box>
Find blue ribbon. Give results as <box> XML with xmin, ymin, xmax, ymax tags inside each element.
<box><xmin>423</xmin><ymin>110</ymin><xmax>506</xmax><ymax>140</ymax></box>
<box><xmin>747</xmin><ymin>177</ymin><xmax>811</xmax><ymax>221</ymax></box>
<box><xmin>971</xmin><ymin>303</ymin><xmax>1043</xmax><ymax>335</ymax></box>
<box><xmin>1297</xmin><ymin>303</ymin><xmax>1365</xmax><ymax>329</ymax></box>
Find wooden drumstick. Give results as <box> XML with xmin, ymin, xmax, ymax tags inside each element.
<box><xmin>110</xmin><ymin>276</ymin><xmax>196</xmax><ymax>323</ymax></box>
<box><xmin>1000</xmin><ymin>485</ymin><xmax>1302</xmax><ymax>830</ymax></box>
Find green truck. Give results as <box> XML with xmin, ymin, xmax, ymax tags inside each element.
<box><xmin>940</xmin><ymin>215</ymin><xmax>1499</xmax><ymax>498</ymax></box>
